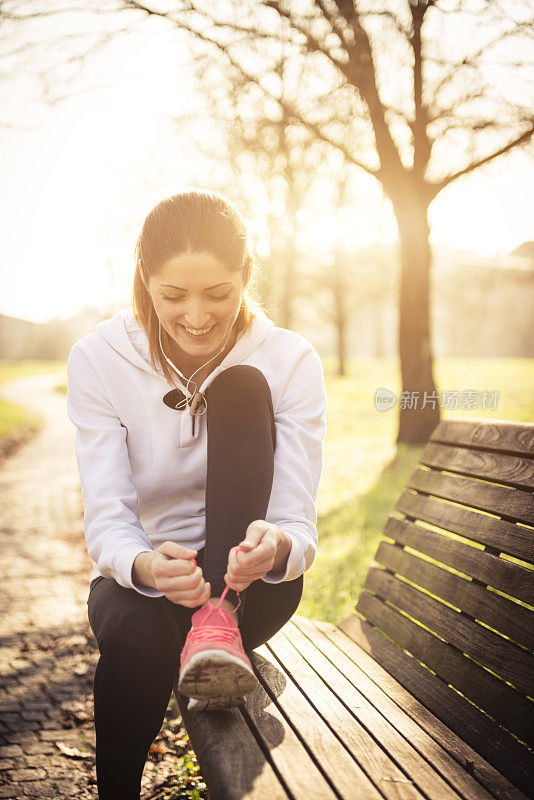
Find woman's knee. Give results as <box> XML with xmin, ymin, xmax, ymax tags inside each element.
<box><xmin>207</xmin><ymin>365</ymin><xmax>276</xmax><ymax>448</ymax></box>
<box><xmin>209</xmin><ymin>364</ymin><xmax>270</xmax><ymax>400</ymax></box>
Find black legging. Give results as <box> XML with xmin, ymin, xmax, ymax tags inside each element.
<box><xmin>87</xmin><ymin>365</ymin><xmax>304</xmax><ymax>800</ymax></box>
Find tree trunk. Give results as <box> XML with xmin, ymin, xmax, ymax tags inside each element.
<box><xmin>375</xmin><ymin>301</ymin><xmax>386</xmax><ymax>358</ymax></box>
<box><xmin>393</xmin><ymin>195</ymin><xmax>440</xmax><ymax>444</ymax></box>
<box><xmin>337</xmin><ymin>318</ymin><xmax>346</xmax><ymax>377</ymax></box>
<box><xmin>331</xmin><ymin>257</ymin><xmax>348</xmax><ymax>377</ymax></box>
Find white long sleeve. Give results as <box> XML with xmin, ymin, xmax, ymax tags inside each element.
<box><xmin>67</xmin><ymin>308</ymin><xmax>328</xmax><ymax>596</ymax></box>
<box><xmin>262</xmin><ymin>345</ymin><xmax>328</xmax><ymax>584</ymax></box>
<box><xmin>67</xmin><ymin>344</ymin><xmax>164</xmax><ymax>598</ymax></box>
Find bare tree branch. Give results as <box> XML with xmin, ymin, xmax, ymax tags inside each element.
<box><xmin>359</xmin><ymin>9</ymin><xmax>412</xmax><ymax>40</ymax></box>
<box><xmin>124</xmin><ymin>0</ymin><xmax>297</xmax><ymax>42</ymax></box>
<box><xmin>118</xmin><ymin>1</ymin><xmax>382</xmax><ymax>178</ymax></box>
<box><xmin>1</xmin><ymin>5</ymin><xmax>123</xmax><ymax>21</ymax></box>
<box><xmin>409</xmin><ymin>1</ymin><xmax>434</xmax><ymax>178</ymax></box>
<box><xmin>430</xmin><ymin>19</ymin><xmax>534</xmax><ymax>100</ymax></box>
<box><xmin>428</xmin><ymin>88</ymin><xmax>489</xmax><ymax>123</ymax></box>
<box><xmin>260</xmin><ymin>1</ymin><xmax>348</xmax><ymax>71</ymax></box>
<box><xmin>311</xmin><ymin>0</ymin><xmax>354</xmax><ymax>46</ymax></box>
<box><xmin>432</xmin><ymin>120</ymin><xmax>534</xmax><ymax>196</ymax></box>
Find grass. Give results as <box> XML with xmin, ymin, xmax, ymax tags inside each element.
<box><xmin>0</xmin><ymin>360</ymin><xmax>67</xmax><ymax>457</ymax></box>
<box><xmin>1</xmin><ymin>355</ymin><xmax>533</xmax><ymax>622</ymax></box>
<box><xmin>0</xmin><ymin>360</ymin><xmax>67</xmax><ymax>384</ymax></box>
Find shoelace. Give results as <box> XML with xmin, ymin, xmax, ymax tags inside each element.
<box><xmin>187</xmin><ymin>545</ymin><xmax>246</xmax><ymax>644</ymax></box>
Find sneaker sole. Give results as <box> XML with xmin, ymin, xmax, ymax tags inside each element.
<box><xmin>178</xmin><ymin>649</ymin><xmax>259</xmax><ymax>698</ymax></box>
<box><xmin>187</xmin><ymin>694</ymin><xmax>246</xmax><ymax>712</ymax></box>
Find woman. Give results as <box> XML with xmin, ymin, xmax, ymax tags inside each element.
<box><xmin>66</xmin><ymin>188</ymin><xmax>327</xmax><ymax>799</ymax></box>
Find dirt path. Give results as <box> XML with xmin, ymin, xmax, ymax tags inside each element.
<box><xmin>0</xmin><ymin>374</ymin><xmax>190</xmax><ymax>799</ymax></box>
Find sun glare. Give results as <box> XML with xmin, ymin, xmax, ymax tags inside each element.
<box><xmin>0</xmin><ymin>12</ymin><xmax>533</xmax><ymax>324</ymax></box>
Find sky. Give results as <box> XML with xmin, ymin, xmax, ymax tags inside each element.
<box><xmin>1</xmin><ymin>4</ymin><xmax>533</xmax><ymax>324</ymax></box>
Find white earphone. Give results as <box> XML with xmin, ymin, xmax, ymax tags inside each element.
<box><xmin>158</xmin><ymin>318</ymin><xmax>237</xmax><ymax>417</ymax></box>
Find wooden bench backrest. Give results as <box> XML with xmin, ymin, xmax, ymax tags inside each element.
<box><xmin>340</xmin><ymin>418</ymin><xmax>534</xmax><ymax>794</ymax></box>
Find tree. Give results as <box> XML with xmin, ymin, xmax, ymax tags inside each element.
<box><xmin>5</xmin><ymin>0</ymin><xmax>533</xmax><ymax>442</ymax></box>
<box><xmin>108</xmin><ymin>0</ymin><xmax>532</xmax><ymax>443</ymax></box>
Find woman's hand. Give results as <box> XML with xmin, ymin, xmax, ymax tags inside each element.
<box><xmin>150</xmin><ymin>541</ymin><xmax>211</xmax><ymax>608</ymax></box>
<box><xmin>224</xmin><ymin>521</ymin><xmax>291</xmax><ymax>592</ymax></box>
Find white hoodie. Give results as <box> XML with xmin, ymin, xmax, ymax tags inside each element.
<box><xmin>66</xmin><ymin>305</ymin><xmax>328</xmax><ymax>598</ymax></box>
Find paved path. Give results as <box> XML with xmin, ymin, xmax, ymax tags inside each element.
<box><xmin>0</xmin><ymin>373</ymin><xmax>192</xmax><ymax>799</ymax></box>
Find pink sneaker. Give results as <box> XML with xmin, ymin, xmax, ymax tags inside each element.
<box><xmin>178</xmin><ymin>586</ymin><xmax>258</xmax><ymax>700</ymax></box>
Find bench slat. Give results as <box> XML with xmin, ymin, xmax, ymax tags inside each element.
<box><xmin>242</xmin><ymin>655</ymin><xmax>341</xmax><ymax>800</ymax></box>
<box><xmin>430</xmin><ymin>419</ymin><xmax>534</xmax><ymax>458</ymax></box>
<box><xmin>355</xmin><ymin>586</ymin><xmax>534</xmax><ymax>747</ymax></box>
<box><xmin>173</xmin><ymin>691</ymin><xmax>289</xmax><ymax>800</ymax></box>
<box><xmin>286</xmin><ymin>616</ymin><xmax>501</xmax><ymax>800</ymax></box>
<box><xmin>393</xmin><ymin>492</ymin><xmax>534</xmax><ymax>565</ymax></box>
<box><xmin>339</xmin><ymin>613</ymin><xmax>534</xmax><ymax>799</ymax></box>
<box><xmin>406</xmin><ymin>468</ymin><xmax>534</xmax><ymax>530</ymax></box>
<box><xmin>419</xmin><ymin>443</ymin><xmax>534</xmax><ymax>490</ymax></box>
<box><xmin>250</xmin><ymin>643</ymin><xmax>385</xmax><ymax>800</ymax></box>
<box><xmin>271</xmin><ymin>619</ymin><xmax>468</xmax><ymax>800</ymax></box>
<box><xmin>335</xmin><ymin>614</ymin><xmax>532</xmax><ymax>800</ymax></box>
<box><xmin>361</xmin><ymin>568</ymin><xmax>534</xmax><ymax>697</ymax></box>
<box><xmin>375</xmin><ymin>536</ymin><xmax>534</xmax><ymax>647</ymax></box>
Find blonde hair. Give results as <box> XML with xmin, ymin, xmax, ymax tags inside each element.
<box><xmin>132</xmin><ymin>188</ymin><xmax>263</xmax><ymax>388</ymax></box>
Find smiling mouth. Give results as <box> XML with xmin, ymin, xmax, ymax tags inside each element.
<box><xmin>180</xmin><ymin>323</ymin><xmax>215</xmax><ymax>337</ymax></box>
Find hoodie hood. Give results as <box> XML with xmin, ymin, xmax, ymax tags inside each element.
<box><xmin>96</xmin><ymin>305</ymin><xmax>275</xmax><ymax>391</ymax></box>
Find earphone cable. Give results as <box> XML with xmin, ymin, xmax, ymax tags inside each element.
<box><xmin>158</xmin><ymin>319</ymin><xmax>236</xmax><ymax>416</ymax></box>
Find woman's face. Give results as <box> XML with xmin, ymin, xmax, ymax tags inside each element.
<box><xmin>148</xmin><ymin>251</ymin><xmax>244</xmax><ymax>361</ymax></box>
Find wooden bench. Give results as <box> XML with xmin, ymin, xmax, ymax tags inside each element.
<box><xmin>173</xmin><ymin>417</ymin><xmax>534</xmax><ymax>800</ymax></box>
